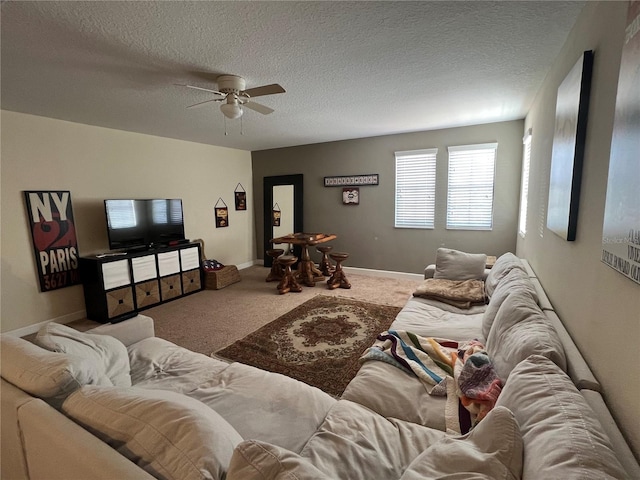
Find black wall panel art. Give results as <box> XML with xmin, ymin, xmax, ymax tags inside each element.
<box><xmin>546</xmin><ymin>50</ymin><xmax>594</xmax><ymax>241</ymax></box>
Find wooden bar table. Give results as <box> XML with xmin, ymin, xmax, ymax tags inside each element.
<box><xmin>269</xmin><ymin>233</ymin><xmax>337</xmax><ymax>287</ymax></box>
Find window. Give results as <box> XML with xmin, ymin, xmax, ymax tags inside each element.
<box><xmin>519</xmin><ymin>130</ymin><xmax>532</xmax><ymax>236</ymax></box>
<box><xmin>446</xmin><ymin>143</ymin><xmax>497</xmax><ymax>230</ymax></box>
<box><xmin>395</xmin><ymin>149</ymin><xmax>437</xmax><ymax>228</ymax></box>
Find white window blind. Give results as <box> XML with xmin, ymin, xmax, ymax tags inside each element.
<box><xmin>107</xmin><ymin>200</ymin><xmax>137</xmax><ymax>229</ymax></box>
<box><xmin>395</xmin><ymin>149</ymin><xmax>437</xmax><ymax>228</ymax></box>
<box><xmin>446</xmin><ymin>143</ymin><xmax>497</xmax><ymax>230</ymax></box>
<box><xmin>519</xmin><ymin>130</ymin><xmax>532</xmax><ymax>236</ymax></box>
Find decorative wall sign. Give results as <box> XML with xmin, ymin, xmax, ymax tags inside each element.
<box><xmin>272</xmin><ymin>203</ymin><xmax>281</xmax><ymax>226</ymax></box>
<box><xmin>342</xmin><ymin>187</ymin><xmax>359</xmax><ymax>205</ymax></box>
<box><xmin>215</xmin><ymin>198</ymin><xmax>229</xmax><ymax>228</ymax></box>
<box><xmin>546</xmin><ymin>50</ymin><xmax>594</xmax><ymax>241</ymax></box>
<box><xmin>602</xmin><ymin>1</ymin><xmax>640</xmax><ymax>285</ymax></box>
<box><xmin>324</xmin><ymin>174</ymin><xmax>378</xmax><ymax>187</ymax></box>
<box><xmin>234</xmin><ymin>183</ymin><xmax>247</xmax><ymax>211</ymax></box>
<box><xmin>23</xmin><ymin>191</ymin><xmax>81</xmax><ymax>292</ymax></box>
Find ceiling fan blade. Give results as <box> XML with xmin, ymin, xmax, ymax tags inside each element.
<box><xmin>186</xmin><ymin>98</ymin><xmax>222</xmax><ymax>109</ymax></box>
<box><xmin>243</xmin><ymin>101</ymin><xmax>274</xmax><ymax>115</ymax></box>
<box><xmin>176</xmin><ymin>84</ymin><xmax>225</xmax><ymax>96</ymax></box>
<box><xmin>242</xmin><ymin>84</ymin><xmax>285</xmax><ymax>98</ymax></box>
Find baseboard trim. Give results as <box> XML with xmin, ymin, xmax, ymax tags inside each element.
<box><xmin>343</xmin><ymin>266</ymin><xmax>422</xmax><ymax>281</ymax></box>
<box><xmin>4</xmin><ymin>309</ymin><xmax>87</xmax><ymax>337</ymax></box>
<box><xmin>237</xmin><ymin>260</ymin><xmax>257</xmax><ymax>270</ymax></box>
<box><xmin>253</xmin><ymin>259</ymin><xmax>421</xmax><ymax>281</ymax></box>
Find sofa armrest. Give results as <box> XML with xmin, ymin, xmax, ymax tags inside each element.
<box><xmin>424</xmin><ymin>264</ymin><xmax>436</xmax><ymax>279</ymax></box>
<box><xmin>581</xmin><ymin>390</ymin><xmax>640</xmax><ymax>479</ymax></box>
<box><xmin>544</xmin><ymin>310</ymin><xmax>600</xmax><ymax>392</ymax></box>
<box><xmin>18</xmin><ymin>396</ymin><xmax>156</xmax><ymax>480</ymax></box>
<box><xmin>86</xmin><ymin>314</ymin><xmax>155</xmax><ymax>346</ymax></box>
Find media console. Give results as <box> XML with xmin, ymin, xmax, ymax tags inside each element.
<box><xmin>80</xmin><ymin>242</ymin><xmax>202</xmax><ymax>323</ymax></box>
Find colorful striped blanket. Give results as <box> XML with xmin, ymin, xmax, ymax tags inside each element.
<box><xmin>360</xmin><ymin>330</ymin><xmax>502</xmax><ymax>434</ymax></box>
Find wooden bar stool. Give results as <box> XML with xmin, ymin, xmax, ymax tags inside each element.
<box><xmin>316</xmin><ymin>245</ymin><xmax>335</xmax><ymax>276</ymax></box>
<box><xmin>277</xmin><ymin>255</ymin><xmax>303</xmax><ymax>294</ymax></box>
<box><xmin>266</xmin><ymin>249</ymin><xmax>285</xmax><ymax>282</ymax></box>
<box><xmin>327</xmin><ymin>252</ymin><xmax>351</xmax><ymax>290</ymax></box>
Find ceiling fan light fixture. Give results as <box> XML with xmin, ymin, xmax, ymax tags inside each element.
<box><xmin>220</xmin><ymin>102</ymin><xmax>243</xmax><ymax>119</ymax></box>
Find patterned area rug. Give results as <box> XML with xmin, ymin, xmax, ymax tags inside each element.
<box><xmin>215</xmin><ymin>295</ymin><xmax>401</xmax><ymax>397</ymax></box>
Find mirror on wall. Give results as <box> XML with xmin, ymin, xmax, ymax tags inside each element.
<box><xmin>263</xmin><ymin>174</ymin><xmax>303</xmax><ymax>267</ymax></box>
<box><xmin>272</xmin><ymin>185</ymin><xmax>294</xmax><ymax>253</ymax></box>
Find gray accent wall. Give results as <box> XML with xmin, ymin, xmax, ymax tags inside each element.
<box><xmin>252</xmin><ymin>120</ymin><xmax>524</xmax><ymax>274</ymax></box>
<box><xmin>517</xmin><ymin>1</ymin><xmax>639</xmax><ymax>458</ymax></box>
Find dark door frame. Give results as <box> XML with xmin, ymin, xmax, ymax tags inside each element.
<box><xmin>263</xmin><ymin>174</ymin><xmax>304</xmax><ymax>267</ymax></box>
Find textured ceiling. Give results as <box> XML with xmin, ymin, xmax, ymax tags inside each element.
<box><xmin>1</xmin><ymin>1</ymin><xmax>585</xmax><ymax>152</ymax></box>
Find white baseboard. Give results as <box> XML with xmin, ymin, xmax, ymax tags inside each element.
<box><xmin>343</xmin><ymin>266</ymin><xmax>422</xmax><ymax>281</ymax></box>
<box><xmin>4</xmin><ymin>309</ymin><xmax>87</xmax><ymax>337</ymax></box>
<box><xmin>253</xmin><ymin>259</ymin><xmax>421</xmax><ymax>281</ymax></box>
<box><xmin>238</xmin><ymin>260</ymin><xmax>259</xmax><ymax>269</ymax></box>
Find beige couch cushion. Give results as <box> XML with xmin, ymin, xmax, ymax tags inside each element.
<box><xmin>391</xmin><ymin>296</ymin><xmax>485</xmax><ymax>342</ymax></box>
<box><xmin>0</xmin><ymin>335</ymin><xmax>102</xmax><ymax>401</ymax></box>
<box><xmin>485</xmin><ymin>252</ymin><xmax>526</xmax><ymax>297</ymax></box>
<box><xmin>486</xmin><ymin>291</ymin><xmax>566</xmax><ymax>381</ymax></box>
<box><xmin>35</xmin><ymin>323</ymin><xmax>131</xmax><ymax>387</ymax></box>
<box><xmin>400</xmin><ymin>406</ymin><xmax>523</xmax><ymax>480</ymax></box>
<box><xmin>496</xmin><ymin>355</ymin><xmax>626</xmax><ymax>479</ymax></box>
<box><xmin>433</xmin><ymin>248</ymin><xmax>487</xmax><ymax>280</ymax></box>
<box><xmin>63</xmin><ymin>385</ymin><xmax>243</xmax><ymax>480</ymax></box>
<box><xmin>341</xmin><ymin>360</ymin><xmax>447</xmax><ymax>431</ymax></box>
<box><xmin>482</xmin><ymin>268</ymin><xmax>538</xmax><ymax>339</ymax></box>
<box><xmin>300</xmin><ymin>399</ymin><xmax>445</xmax><ymax>479</ymax></box>
<box><xmin>227</xmin><ymin>440</ymin><xmax>331</xmax><ymax>480</ymax></box>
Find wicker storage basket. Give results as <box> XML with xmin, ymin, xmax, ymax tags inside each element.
<box><xmin>192</xmin><ymin>238</ymin><xmax>241</xmax><ymax>290</ymax></box>
<box><xmin>204</xmin><ymin>265</ymin><xmax>241</xmax><ymax>290</ymax></box>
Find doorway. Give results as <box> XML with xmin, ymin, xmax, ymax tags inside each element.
<box><xmin>263</xmin><ymin>174</ymin><xmax>303</xmax><ymax>267</ymax></box>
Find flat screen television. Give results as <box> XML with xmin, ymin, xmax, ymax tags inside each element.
<box><xmin>104</xmin><ymin>199</ymin><xmax>185</xmax><ymax>250</ymax></box>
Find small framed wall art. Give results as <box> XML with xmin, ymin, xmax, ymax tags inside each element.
<box><xmin>215</xmin><ymin>198</ymin><xmax>229</xmax><ymax>228</ymax></box>
<box><xmin>234</xmin><ymin>183</ymin><xmax>247</xmax><ymax>211</ymax></box>
<box><xmin>342</xmin><ymin>187</ymin><xmax>359</xmax><ymax>205</ymax></box>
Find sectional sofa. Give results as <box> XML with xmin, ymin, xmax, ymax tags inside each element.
<box><xmin>1</xmin><ymin>252</ymin><xmax>638</xmax><ymax>479</ymax></box>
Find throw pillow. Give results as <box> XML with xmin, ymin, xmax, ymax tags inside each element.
<box><xmin>0</xmin><ymin>335</ymin><xmax>102</xmax><ymax>401</ymax></box>
<box><xmin>484</xmin><ymin>252</ymin><xmax>526</xmax><ymax>298</ymax></box>
<box><xmin>433</xmin><ymin>248</ymin><xmax>487</xmax><ymax>280</ymax></box>
<box><xmin>485</xmin><ymin>292</ymin><xmax>566</xmax><ymax>380</ymax></box>
<box><xmin>63</xmin><ymin>385</ymin><xmax>244</xmax><ymax>480</ymax></box>
<box><xmin>227</xmin><ymin>440</ymin><xmax>331</xmax><ymax>480</ymax></box>
<box><xmin>400</xmin><ymin>406</ymin><xmax>523</xmax><ymax>480</ymax></box>
<box><xmin>496</xmin><ymin>355</ymin><xmax>626</xmax><ymax>479</ymax></box>
<box><xmin>35</xmin><ymin>322</ymin><xmax>131</xmax><ymax>387</ymax></box>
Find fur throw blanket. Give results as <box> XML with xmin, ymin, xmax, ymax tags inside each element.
<box><xmin>412</xmin><ymin>278</ymin><xmax>486</xmax><ymax>309</ymax></box>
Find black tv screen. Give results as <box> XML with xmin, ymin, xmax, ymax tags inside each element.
<box><xmin>105</xmin><ymin>199</ymin><xmax>185</xmax><ymax>250</ymax></box>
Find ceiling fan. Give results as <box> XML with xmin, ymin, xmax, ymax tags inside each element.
<box><xmin>177</xmin><ymin>75</ymin><xmax>285</xmax><ymax>120</ymax></box>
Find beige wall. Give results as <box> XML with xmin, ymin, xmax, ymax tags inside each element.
<box><xmin>252</xmin><ymin>120</ymin><xmax>524</xmax><ymax>274</ymax></box>
<box><xmin>1</xmin><ymin>111</ymin><xmax>254</xmax><ymax>333</ymax></box>
<box><xmin>517</xmin><ymin>1</ymin><xmax>639</xmax><ymax>456</ymax></box>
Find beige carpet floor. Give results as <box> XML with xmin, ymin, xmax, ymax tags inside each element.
<box><xmin>145</xmin><ymin>265</ymin><xmax>419</xmax><ymax>355</ymax></box>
